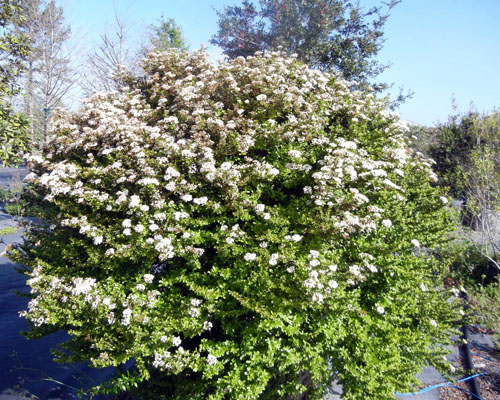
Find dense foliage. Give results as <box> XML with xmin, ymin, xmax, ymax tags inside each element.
<box><xmin>211</xmin><ymin>0</ymin><xmax>399</xmax><ymax>85</ymax></box>
<box><xmin>430</xmin><ymin>112</ymin><xmax>500</xmax><ymax>205</ymax></box>
<box><xmin>0</xmin><ymin>0</ymin><xmax>30</xmax><ymax>166</ymax></box>
<box><xmin>429</xmin><ymin>112</ymin><xmax>500</xmax><ymax>269</ymax></box>
<box><xmin>11</xmin><ymin>49</ymin><xmax>460</xmax><ymax>400</ymax></box>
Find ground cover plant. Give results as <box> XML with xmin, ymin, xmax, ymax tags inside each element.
<box><xmin>0</xmin><ymin>174</ymin><xmax>27</xmax><ymax>217</ymax></box>
<box><xmin>10</xmin><ymin>49</ymin><xmax>461</xmax><ymax>400</ymax></box>
<box><xmin>0</xmin><ymin>226</ymin><xmax>17</xmax><ymax>235</ymax></box>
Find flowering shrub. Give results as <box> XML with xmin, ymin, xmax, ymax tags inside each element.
<box><xmin>11</xmin><ymin>49</ymin><xmax>460</xmax><ymax>399</ymax></box>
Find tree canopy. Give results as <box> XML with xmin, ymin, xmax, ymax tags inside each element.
<box><xmin>211</xmin><ymin>0</ymin><xmax>400</xmax><ymax>85</ymax></box>
<box><xmin>148</xmin><ymin>16</ymin><xmax>188</xmax><ymax>52</ymax></box>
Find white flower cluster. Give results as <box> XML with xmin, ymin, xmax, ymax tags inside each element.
<box><xmin>22</xmin><ymin>263</ymin><xmax>160</xmax><ymax>331</ymax></box>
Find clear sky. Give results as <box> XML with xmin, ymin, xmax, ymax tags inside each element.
<box><xmin>64</xmin><ymin>0</ymin><xmax>500</xmax><ymax>126</ymax></box>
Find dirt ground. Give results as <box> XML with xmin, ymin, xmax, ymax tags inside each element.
<box><xmin>440</xmin><ymin>345</ymin><xmax>500</xmax><ymax>400</ymax></box>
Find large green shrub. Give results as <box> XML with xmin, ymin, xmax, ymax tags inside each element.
<box><xmin>11</xmin><ymin>49</ymin><xmax>460</xmax><ymax>399</ymax></box>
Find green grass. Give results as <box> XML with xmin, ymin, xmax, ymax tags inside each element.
<box><xmin>0</xmin><ymin>226</ymin><xmax>17</xmax><ymax>235</ymax></box>
<box><xmin>4</xmin><ymin>200</ymin><xmax>26</xmax><ymax>217</ymax></box>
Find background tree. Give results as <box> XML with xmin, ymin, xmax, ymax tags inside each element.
<box><xmin>0</xmin><ymin>0</ymin><xmax>30</xmax><ymax>166</ymax></box>
<box><xmin>211</xmin><ymin>0</ymin><xmax>400</xmax><ymax>85</ymax></box>
<box><xmin>19</xmin><ymin>0</ymin><xmax>75</xmax><ymax>145</ymax></box>
<box><xmin>16</xmin><ymin>0</ymin><xmax>41</xmax><ymax>145</ymax></box>
<box><xmin>429</xmin><ymin>111</ymin><xmax>500</xmax><ymax>271</ymax></box>
<box><xmin>142</xmin><ymin>15</ymin><xmax>188</xmax><ymax>54</ymax></box>
<box><xmin>35</xmin><ymin>0</ymin><xmax>74</xmax><ymax>144</ymax></box>
<box><xmin>80</xmin><ymin>11</ymin><xmax>138</xmax><ymax>95</ymax></box>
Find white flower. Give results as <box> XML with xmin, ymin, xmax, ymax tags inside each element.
<box><xmin>189</xmin><ymin>307</ymin><xmax>200</xmax><ymax>317</ymax></box>
<box><xmin>308</xmin><ymin>250</ymin><xmax>319</xmax><ymax>259</ymax></box>
<box><xmin>93</xmin><ymin>236</ymin><xmax>103</xmax><ymax>245</ymax></box>
<box><xmin>349</xmin><ymin>265</ymin><xmax>361</xmax><ymax>276</ymax></box>
<box><xmin>226</xmin><ymin>237</ymin><xmax>234</xmax><ymax>244</ymax></box>
<box><xmin>244</xmin><ymin>253</ymin><xmax>257</xmax><ymax>261</ymax></box>
<box><xmin>381</xmin><ymin>219</ymin><xmax>392</xmax><ymax>229</ymax></box>
<box><xmin>172</xmin><ymin>336</ymin><xmax>182</xmax><ymax>347</ymax></box>
<box><xmin>263</xmin><ymin>213</ymin><xmax>271</xmax><ymax>220</ymax></box>
<box><xmin>149</xmin><ymin>224</ymin><xmax>159</xmax><ymax>232</ymax></box>
<box><xmin>72</xmin><ymin>277</ymin><xmax>97</xmax><ymax>295</ymax></box>
<box><xmin>291</xmin><ymin>234</ymin><xmax>302</xmax><ymax>242</ymax></box>
<box><xmin>430</xmin><ymin>319</ymin><xmax>437</xmax><ymax>327</ymax></box>
<box><xmin>165</xmin><ymin>181</ymin><xmax>176</xmax><ymax>191</ymax></box>
<box><xmin>121</xmin><ymin>308</ymin><xmax>132</xmax><ymax>326</ymax></box>
<box><xmin>144</xmin><ymin>274</ymin><xmax>154</xmax><ymax>283</ymax></box>
<box><xmin>304</xmin><ymin>278</ymin><xmax>316</xmax><ymax>288</ymax></box>
<box><xmin>122</xmin><ymin>219</ymin><xmax>132</xmax><ymax>228</ymax></box>
<box><xmin>181</xmin><ymin>194</ymin><xmax>193</xmax><ymax>202</ymax></box>
<box><xmin>269</xmin><ymin>253</ymin><xmax>279</xmax><ymax>265</ymax></box>
<box><xmin>420</xmin><ymin>283</ymin><xmax>426</xmax><ymax>292</ymax></box>
<box><xmin>129</xmin><ymin>195</ymin><xmax>140</xmax><ymax>208</ymax></box>
<box><xmin>411</xmin><ymin>239</ymin><xmax>420</xmax><ymax>248</ymax></box>
<box><xmin>174</xmin><ymin>211</ymin><xmax>189</xmax><ymax>221</ymax></box>
<box><xmin>191</xmin><ymin>299</ymin><xmax>202</xmax><ymax>307</ymax></box>
<box><xmin>193</xmin><ymin>197</ymin><xmax>208</xmax><ymax>205</ymax></box>
<box><xmin>256</xmin><ymin>94</ymin><xmax>267</xmax><ymax>102</ymax></box>
<box><xmin>376</xmin><ymin>305</ymin><xmax>385</xmax><ymax>314</ymax></box>
<box><xmin>136</xmin><ymin>283</ymin><xmax>146</xmax><ymax>291</ymax></box>
<box><xmin>255</xmin><ymin>204</ymin><xmax>265</xmax><ymax>213</ymax></box>
<box><xmin>160</xmin><ymin>335</ymin><xmax>168</xmax><ymax>343</ymax></box>
<box><xmin>123</xmin><ymin>228</ymin><xmax>132</xmax><ymax>236</ymax></box>
<box><xmin>203</xmin><ymin>321</ymin><xmax>213</xmax><ymax>330</ymax></box>
<box><xmin>140</xmin><ymin>205</ymin><xmax>149</xmax><ymax>212</ymax></box>
<box><xmin>207</xmin><ymin>354</ymin><xmax>218</xmax><ymax>366</ymax></box>
<box><xmin>134</xmin><ymin>224</ymin><xmax>145</xmax><ymax>233</ymax></box>
<box><xmin>312</xmin><ymin>293</ymin><xmax>323</xmax><ymax>303</ymax></box>
<box><xmin>288</xmin><ymin>150</ymin><xmax>302</xmax><ymax>158</ymax></box>
<box><xmin>439</xmin><ymin>196</ymin><xmax>448</xmax><ymax>204</ymax></box>
<box><xmin>328</xmin><ymin>280</ymin><xmax>338</xmax><ymax>289</ymax></box>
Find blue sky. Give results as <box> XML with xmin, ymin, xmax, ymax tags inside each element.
<box><xmin>65</xmin><ymin>0</ymin><xmax>500</xmax><ymax>126</ymax></box>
